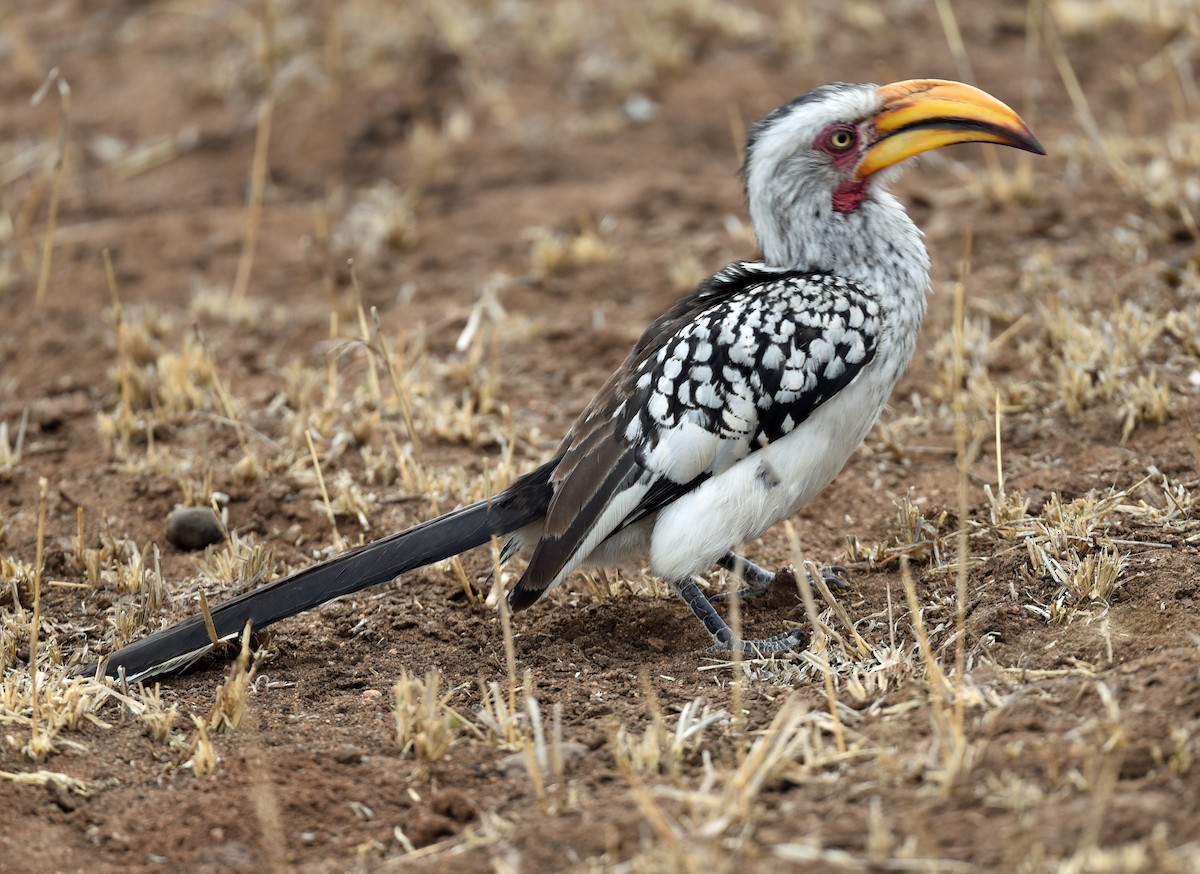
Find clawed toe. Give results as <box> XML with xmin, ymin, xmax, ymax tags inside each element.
<box><xmin>673</xmin><ymin>569</ymin><xmax>812</xmax><ymax>661</ymax></box>
<box><xmin>711</xmin><ymin>579</ymin><xmax>771</xmax><ymax>602</ymax></box>
<box><xmin>815</xmin><ymin>564</ymin><xmax>850</xmax><ymax>590</ymax></box>
<box><xmin>707</xmin><ymin>626</ymin><xmax>808</xmax><ymax>657</ymax></box>
<box><xmin>710</xmin><ymin>558</ymin><xmax>851</xmax><ymax>604</ymax></box>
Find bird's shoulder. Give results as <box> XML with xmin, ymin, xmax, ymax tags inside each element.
<box><xmin>589</xmin><ymin>261</ymin><xmax>883</xmax><ymax>445</ymax></box>
<box><xmin>629</xmin><ymin>260</ymin><xmax>828</xmax><ymax>359</ymax></box>
<box><xmin>553</xmin><ymin>259</ymin><xmax>882</xmax><ymax>490</ymax></box>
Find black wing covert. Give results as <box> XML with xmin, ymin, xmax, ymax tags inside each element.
<box><xmin>509</xmin><ymin>262</ymin><xmax>881</xmax><ymax>608</ymax></box>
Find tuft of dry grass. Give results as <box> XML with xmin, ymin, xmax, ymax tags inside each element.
<box><xmin>135</xmin><ymin>683</ymin><xmax>179</xmax><ymax>744</ymax></box>
<box><xmin>528</xmin><ymin>215</ymin><xmax>616</xmax><ymax>280</ymax></box>
<box><xmin>185</xmin><ymin>715</ymin><xmax>218</xmax><ymax>776</ymax></box>
<box><xmin>332</xmin><ymin>182</ymin><xmax>420</xmax><ymax>261</ymax></box>
<box><xmin>609</xmin><ymin>683</ymin><xmax>728</xmax><ymax>778</ymax></box>
<box><xmin>207</xmin><ymin>623</ymin><xmax>258</xmax><ymax>734</ymax></box>
<box><xmin>200</xmin><ymin>529</ymin><xmax>278</xmax><ymax>597</ymax></box>
<box><xmin>394</xmin><ymin>667</ymin><xmax>466</xmax><ymax>766</ymax></box>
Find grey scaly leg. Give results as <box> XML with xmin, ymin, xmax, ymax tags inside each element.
<box><xmin>669</xmin><ymin>577</ymin><xmax>808</xmax><ymax>656</ymax></box>
<box><xmin>713</xmin><ymin>551</ymin><xmax>776</xmax><ymax>599</ymax></box>
<box><xmin>711</xmin><ymin>551</ymin><xmax>850</xmax><ymax>602</ymax></box>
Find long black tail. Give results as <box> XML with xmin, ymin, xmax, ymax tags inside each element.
<box><xmin>91</xmin><ymin>460</ymin><xmax>557</xmax><ymax>683</ymax></box>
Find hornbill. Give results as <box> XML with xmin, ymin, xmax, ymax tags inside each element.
<box><xmin>95</xmin><ymin>80</ymin><xmax>1043</xmax><ymax>683</ymax></box>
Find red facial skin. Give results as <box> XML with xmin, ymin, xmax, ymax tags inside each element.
<box><xmin>813</xmin><ymin>122</ymin><xmax>870</xmax><ymax>214</ymax></box>
<box><xmin>831</xmin><ymin>179</ymin><xmax>870</xmax><ymax>214</ymax></box>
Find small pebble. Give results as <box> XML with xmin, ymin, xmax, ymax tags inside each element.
<box><xmin>623</xmin><ymin>93</ymin><xmax>659</xmax><ymax>124</ymax></box>
<box><xmin>165</xmin><ymin>506</ymin><xmax>225</xmax><ymax>551</ymax></box>
<box><xmin>331</xmin><ymin>745</ymin><xmax>369</xmax><ymax>765</ymax></box>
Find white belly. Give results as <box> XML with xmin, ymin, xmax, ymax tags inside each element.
<box><xmin>646</xmin><ymin>367</ymin><xmax>890</xmax><ymax>582</ymax></box>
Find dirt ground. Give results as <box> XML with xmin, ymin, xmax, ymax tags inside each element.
<box><xmin>1</xmin><ymin>1</ymin><xmax>1199</xmax><ymax>872</ymax></box>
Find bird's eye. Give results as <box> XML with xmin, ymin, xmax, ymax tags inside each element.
<box><xmin>827</xmin><ymin>127</ymin><xmax>856</xmax><ymax>151</ymax></box>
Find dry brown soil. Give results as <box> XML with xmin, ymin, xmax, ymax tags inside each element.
<box><xmin>1</xmin><ymin>2</ymin><xmax>1199</xmax><ymax>872</ymax></box>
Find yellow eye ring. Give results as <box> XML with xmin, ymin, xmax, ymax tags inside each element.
<box><xmin>829</xmin><ymin>128</ymin><xmax>855</xmax><ymax>150</ymax></box>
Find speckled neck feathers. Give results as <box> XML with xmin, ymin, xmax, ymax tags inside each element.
<box><xmin>741</xmin><ymin>82</ymin><xmax>932</xmax><ymax>332</ymax></box>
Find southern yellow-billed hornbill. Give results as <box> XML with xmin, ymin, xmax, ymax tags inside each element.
<box><xmin>96</xmin><ymin>80</ymin><xmax>1043</xmax><ymax>682</ymax></box>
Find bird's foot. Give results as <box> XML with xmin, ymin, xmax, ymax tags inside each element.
<box><xmin>812</xmin><ymin>564</ymin><xmax>850</xmax><ymax>591</ymax></box>
<box><xmin>707</xmin><ymin>626</ymin><xmax>809</xmax><ymax>657</ymax></box>
<box><xmin>712</xmin><ymin>553</ymin><xmax>850</xmax><ymax>602</ymax></box>
<box><xmin>670</xmin><ymin>575</ymin><xmax>809</xmax><ymax>659</ymax></box>
<box><xmin>711</xmin><ymin>551</ymin><xmax>776</xmax><ymax>602</ymax></box>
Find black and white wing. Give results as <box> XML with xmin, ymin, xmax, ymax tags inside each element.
<box><xmin>508</xmin><ymin>262</ymin><xmax>881</xmax><ymax>608</ymax></box>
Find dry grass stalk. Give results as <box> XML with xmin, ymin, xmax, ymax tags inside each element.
<box><xmin>476</xmin><ymin>670</ymin><xmax>569</xmax><ymax>808</ymax></box>
<box><xmin>517</xmin><ymin>681</ymin><xmax>550</xmax><ymax>809</ymax></box>
<box><xmin>25</xmin><ymin>477</ymin><xmax>52</xmax><ymax>761</ymax></box>
<box><xmin>1015</xmin><ymin>0</ymin><xmax>1045</xmax><ymax>197</ymax></box>
<box><xmin>248</xmin><ymin>745</ymin><xmax>289</xmax><ymax>874</ymax></box>
<box><xmin>725</xmin><ymin>566</ymin><xmax>746</xmax><ymax>755</ymax></box>
<box><xmin>30</xmin><ymin>68</ymin><xmax>69</xmax><ymax>307</ymax></box>
<box><xmin>0</xmin><ymin>408</ymin><xmax>28</xmax><ymax>477</ymax></box>
<box><xmin>351</xmin><ymin>267</ymin><xmax>384</xmax><ymax>409</ymax></box>
<box><xmin>195</xmin><ymin>327</ymin><xmax>262</xmax><ymax>482</ymax></box>
<box><xmin>101</xmin><ymin>249</ymin><xmax>137</xmax><ymax>447</ymax></box>
<box><xmin>0</xmin><ymin>768</ymin><xmax>93</xmax><ymax>798</ymax></box>
<box><xmin>475</xmin><ymin>678</ymin><xmax>523</xmax><ymax>748</ymax></box>
<box><xmin>843</xmin><ymin>495</ymin><xmax>950</xmax><ymax>571</ymax></box>
<box><xmin>73</xmin><ymin>506</ymin><xmax>85</xmax><ymax>571</ymax></box>
<box><xmin>201</xmin><ymin>526</ymin><xmax>277</xmax><ymax>596</ymax></box>
<box><xmin>609</xmin><ymin>691</ymin><xmax>727</xmax><ymax>778</ymax></box>
<box><xmin>808</xmin><ymin>559</ymin><xmax>872</xmax><ymax>655</ymax></box>
<box><xmin>232</xmin><ymin>0</ymin><xmax>277</xmax><ymax>300</ymax></box>
<box><xmin>785</xmin><ymin>527</ymin><xmax>847</xmax><ymax>755</ymax></box>
<box><xmin>321</xmin><ymin>0</ymin><xmax>343</xmax><ymax>101</ymax></box>
<box><xmin>609</xmin><ymin>733</ymin><xmax>690</xmax><ymax>862</ymax></box>
<box><xmin>198</xmin><ymin>590</ymin><xmax>220</xmax><ymax>649</ymax></box>
<box><xmin>135</xmin><ymin>683</ymin><xmax>178</xmax><ymax>744</ymax></box>
<box><xmin>94</xmin><ymin>311</ymin><xmax>225</xmax><ymax>444</ymax></box>
<box><xmin>498</xmin><ymin>576</ymin><xmax>519</xmax><ymax>715</ymax></box>
<box><xmin>371</xmin><ymin>308</ymin><xmax>424</xmax><ymax>465</ymax></box>
<box><xmin>101</xmin><ymin>130</ymin><xmax>193</xmax><ymax>185</ymax></box>
<box><xmin>326</xmin><ymin>469</ymin><xmax>373</xmax><ymax>532</ymax></box>
<box><xmin>933</xmin><ymin>0</ymin><xmax>1023</xmax><ymax>203</ymax></box>
<box><xmin>699</xmin><ymin>696</ymin><xmax>813</xmax><ymax>837</ymax></box>
<box><xmin>131</xmin><ymin>543</ymin><xmax>165</xmax><ymax>608</ymax></box>
<box><xmin>1076</xmin><ymin>683</ymin><xmax>1128</xmax><ymax>854</ymax></box>
<box><xmin>305</xmin><ymin>428</ymin><xmax>345</xmax><ymax>551</ymax></box>
<box><xmin>323</xmin><ymin>307</ymin><xmax>341</xmax><ymax>423</ymax></box>
<box><xmin>900</xmin><ymin>556</ymin><xmax>971</xmax><ymax>792</ymax></box>
<box><xmin>1043</xmin><ymin>7</ymin><xmax>1136</xmax><ymax>193</ymax></box>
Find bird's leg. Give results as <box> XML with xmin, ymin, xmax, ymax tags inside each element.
<box><xmin>711</xmin><ymin>552</ymin><xmax>850</xmax><ymax>602</ymax></box>
<box><xmin>711</xmin><ymin>551</ymin><xmax>776</xmax><ymax>601</ymax></box>
<box><xmin>669</xmin><ymin>577</ymin><xmax>808</xmax><ymax>656</ymax></box>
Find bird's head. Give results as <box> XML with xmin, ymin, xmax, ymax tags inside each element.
<box><xmin>743</xmin><ymin>79</ymin><xmax>1044</xmax><ymax>269</ymax></box>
